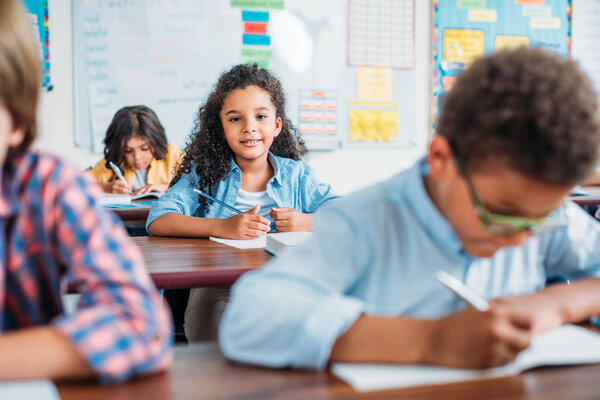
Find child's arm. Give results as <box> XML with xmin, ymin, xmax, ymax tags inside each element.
<box><xmin>148</xmin><ymin>205</ymin><xmax>270</xmax><ymax>239</ymax></box>
<box><xmin>99</xmin><ymin>179</ymin><xmax>132</xmax><ymax>194</ymax></box>
<box><xmin>270</xmin><ymin>207</ymin><xmax>313</xmax><ymax>231</ymax></box>
<box><xmin>0</xmin><ymin>327</ymin><xmax>94</xmax><ymax>381</ymax></box>
<box><xmin>330</xmin><ymin>305</ymin><xmax>532</xmax><ymax>368</ymax></box>
<box><xmin>491</xmin><ymin>277</ymin><xmax>600</xmax><ymax>334</ymax></box>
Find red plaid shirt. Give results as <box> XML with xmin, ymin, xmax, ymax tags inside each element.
<box><xmin>0</xmin><ymin>152</ymin><xmax>172</xmax><ymax>383</ymax></box>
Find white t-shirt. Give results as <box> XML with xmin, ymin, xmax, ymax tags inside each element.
<box><xmin>234</xmin><ymin>188</ymin><xmax>277</xmax><ymax>222</ymax></box>
<box><xmin>133</xmin><ymin>169</ymin><xmax>148</xmax><ymax>191</ymax></box>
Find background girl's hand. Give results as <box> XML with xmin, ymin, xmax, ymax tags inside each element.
<box><xmin>108</xmin><ymin>179</ymin><xmax>132</xmax><ymax>194</ymax></box>
<box><xmin>490</xmin><ymin>293</ymin><xmax>564</xmax><ymax>334</ymax></box>
<box><xmin>220</xmin><ymin>205</ymin><xmax>270</xmax><ymax>239</ymax></box>
<box><xmin>428</xmin><ymin>303</ymin><xmax>533</xmax><ymax>369</ymax></box>
<box><xmin>270</xmin><ymin>207</ymin><xmax>312</xmax><ymax>232</ymax></box>
<box><xmin>133</xmin><ymin>183</ymin><xmax>169</xmax><ymax>195</ymax></box>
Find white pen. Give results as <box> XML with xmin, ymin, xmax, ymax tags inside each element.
<box><xmin>436</xmin><ymin>270</ymin><xmax>490</xmax><ymax>311</ymax></box>
<box><xmin>108</xmin><ymin>161</ymin><xmax>127</xmax><ymax>184</ymax></box>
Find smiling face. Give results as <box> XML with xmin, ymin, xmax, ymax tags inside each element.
<box><xmin>425</xmin><ymin>136</ymin><xmax>572</xmax><ymax>258</ymax></box>
<box><xmin>219</xmin><ymin>85</ymin><xmax>282</xmax><ymax>166</ymax></box>
<box><xmin>123</xmin><ymin>135</ymin><xmax>153</xmax><ymax>170</ymax></box>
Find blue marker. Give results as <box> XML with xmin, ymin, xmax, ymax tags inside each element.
<box><xmin>193</xmin><ymin>188</ymin><xmax>242</xmax><ymax>214</ymax></box>
<box><xmin>108</xmin><ymin>161</ymin><xmax>127</xmax><ymax>184</ymax></box>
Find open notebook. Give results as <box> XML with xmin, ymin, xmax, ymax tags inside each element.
<box><xmin>99</xmin><ymin>192</ymin><xmax>163</xmax><ymax>206</ymax></box>
<box><xmin>209</xmin><ymin>231</ymin><xmax>313</xmax><ymax>251</ymax></box>
<box><xmin>332</xmin><ymin>324</ymin><xmax>600</xmax><ymax>392</ymax></box>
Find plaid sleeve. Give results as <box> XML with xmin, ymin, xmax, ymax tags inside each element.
<box><xmin>47</xmin><ymin>161</ymin><xmax>173</xmax><ymax>384</ymax></box>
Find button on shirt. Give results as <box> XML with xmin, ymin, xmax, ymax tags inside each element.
<box><xmin>146</xmin><ymin>153</ymin><xmax>338</xmax><ymax>232</ymax></box>
<box><xmin>0</xmin><ymin>152</ymin><xmax>173</xmax><ymax>383</ymax></box>
<box><xmin>220</xmin><ymin>158</ymin><xmax>600</xmax><ymax>369</ymax></box>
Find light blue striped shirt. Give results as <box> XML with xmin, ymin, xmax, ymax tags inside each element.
<box><xmin>220</xmin><ymin>158</ymin><xmax>600</xmax><ymax>369</ymax></box>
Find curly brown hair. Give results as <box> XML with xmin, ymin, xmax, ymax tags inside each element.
<box><xmin>103</xmin><ymin>105</ymin><xmax>169</xmax><ymax>172</ymax></box>
<box><xmin>172</xmin><ymin>63</ymin><xmax>307</xmax><ymax>212</ymax></box>
<box><xmin>437</xmin><ymin>47</ymin><xmax>600</xmax><ymax>186</ymax></box>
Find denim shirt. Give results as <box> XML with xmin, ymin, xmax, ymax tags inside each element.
<box><xmin>146</xmin><ymin>153</ymin><xmax>338</xmax><ymax>232</ymax></box>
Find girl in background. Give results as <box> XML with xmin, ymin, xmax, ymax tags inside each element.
<box><xmin>89</xmin><ymin>105</ymin><xmax>182</xmax><ymax>194</ymax></box>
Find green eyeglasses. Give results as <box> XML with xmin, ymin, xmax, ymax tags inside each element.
<box><xmin>456</xmin><ymin>159</ymin><xmax>569</xmax><ymax>235</ymax></box>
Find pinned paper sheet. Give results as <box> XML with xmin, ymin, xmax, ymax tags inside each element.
<box><xmin>349</xmin><ymin>101</ymin><xmax>398</xmax><ymax>142</ymax></box>
<box><xmin>468</xmin><ymin>9</ymin><xmax>497</xmax><ymax>23</ymax></box>
<box><xmin>358</xmin><ymin>67</ymin><xmax>392</xmax><ymax>99</ymax></box>
<box><xmin>495</xmin><ymin>35</ymin><xmax>530</xmax><ymax>51</ymax></box>
<box><xmin>443</xmin><ymin>29</ymin><xmax>484</xmax><ymax>65</ymax></box>
<box><xmin>530</xmin><ymin>17</ymin><xmax>561</xmax><ymax>30</ymax></box>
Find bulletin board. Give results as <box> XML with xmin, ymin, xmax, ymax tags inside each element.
<box><xmin>431</xmin><ymin>0</ymin><xmax>572</xmax><ymax>132</ymax></box>
<box><xmin>73</xmin><ymin>0</ymin><xmax>418</xmax><ymax>152</ymax></box>
<box><xmin>22</xmin><ymin>0</ymin><xmax>52</xmax><ymax>90</ymax></box>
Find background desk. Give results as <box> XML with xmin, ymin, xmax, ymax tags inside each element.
<box><xmin>57</xmin><ymin>343</ymin><xmax>600</xmax><ymax>400</ymax></box>
<box><xmin>135</xmin><ymin>237</ymin><xmax>272</xmax><ymax>289</ymax></box>
<box><xmin>571</xmin><ymin>186</ymin><xmax>600</xmax><ymax>206</ymax></box>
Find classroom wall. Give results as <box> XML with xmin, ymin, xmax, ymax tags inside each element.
<box><xmin>35</xmin><ymin>0</ymin><xmax>430</xmax><ymax>196</ymax></box>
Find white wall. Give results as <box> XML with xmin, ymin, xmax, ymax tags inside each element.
<box><xmin>35</xmin><ymin>0</ymin><xmax>430</xmax><ymax>195</ymax></box>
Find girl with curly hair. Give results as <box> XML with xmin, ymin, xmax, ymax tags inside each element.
<box><xmin>146</xmin><ymin>64</ymin><xmax>337</xmax><ymax>239</ymax></box>
<box><xmin>88</xmin><ymin>105</ymin><xmax>182</xmax><ymax>194</ymax></box>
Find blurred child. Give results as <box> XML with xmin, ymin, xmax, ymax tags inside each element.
<box><xmin>220</xmin><ymin>48</ymin><xmax>600</xmax><ymax>370</ymax></box>
<box><xmin>0</xmin><ymin>0</ymin><xmax>172</xmax><ymax>383</ymax></box>
<box><xmin>89</xmin><ymin>105</ymin><xmax>182</xmax><ymax>194</ymax></box>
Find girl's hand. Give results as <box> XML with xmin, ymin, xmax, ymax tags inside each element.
<box><xmin>220</xmin><ymin>205</ymin><xmax>270</xmax><ymax>239</ymax></box>
<box><xmin>133</xmin><ymin>183</ymin><xmax>169</xmax><ymax>195</ymax></box>
<box><xmin>428</xmin><ymin>303</ymin><xmax>533</xmax><ymax>369</ymax></box>
<box><xmin>108</xmin><ymin>179</ymin><xmax>132</xmax><ymax>194</ymax></box>
<box><xmin>270</xmin><ymin>207</ymin><xmax>313</xmax><ymax>232</ymax></box>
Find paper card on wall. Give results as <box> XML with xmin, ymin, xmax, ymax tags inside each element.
<box><xmin>349</xmin><ymin>101</ymin><xmax>398</xmax><ymax>142</ymax></box>
<box><xmin>468</xmin><ymin>9</ymin><xmax>498</xmax><ymax>23</ymax></box>
<box><xmin>521</xmin><ymin>5</ymin><xmax>552</xmax><ymax>17</ymax></box>
<box><xmin>495</xmin><ymin>35</ymin><xmax>530</xmax><ymax>51</ymax></box>
<box><xmin>457</xmin><ymin>0</ymin><xmax>486</xmax><ymax>8</ymax></box>
<box><xmin>515</xmin><ymin>0</ymin><xmax>545</xmax><ymax>4</ymax></box>
<box><xmin>230</xmin><ymin>0</ymin><xmax>284</xmax><ymax>9</ymax></box>
<box><xmin>530</xmin><ymin>17</ymin><xmax>561</xmax><ymax>30</ymax></box>
<box><xmin>357</xmin><ymin>67</ymin><xmax>392</xmax><ymax>99</ymax></box>
<box><xmin>443</xmin><ymin>29</ymin><xmax>485</xmax><ymax>65</ymax></box>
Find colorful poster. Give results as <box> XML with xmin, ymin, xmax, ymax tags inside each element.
<box><xmin>348</xmin><ymin>0</ymin><xmax>414</xmax><ymax>68</ymax></box>
<box><xmin>22</xmin><ymin>0</ymin><xmax>52</xmax><ymax>90</ymax></box>
<box><xmin>431</xmin><ymin>0</ymin><xmax>571</xmax><ymax>134</ymax></box>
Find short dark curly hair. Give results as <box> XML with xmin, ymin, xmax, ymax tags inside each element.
<box><xmin>437</xmin><ymin>47</ymin><xmax>600</xmax><ymax>186</ymax></box>
<box><xmin>172</xmin><ymin>63</ymin><xmax>308</xmax><ymax>212</ymax></box>
<box><xmin>103</xmin><ymin>105</ymin><xmax>168</xmax><ymax>172</ymax></box>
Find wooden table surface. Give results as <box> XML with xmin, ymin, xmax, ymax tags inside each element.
<box><xmin>134</xmin><ymin>236</ymin><xmax>272</xmax><ymax>289</ymax></box>
<box><xmin>56</xmin><ymin>343</ymin><xmax>600</xmax><ymax>400</ymax></box>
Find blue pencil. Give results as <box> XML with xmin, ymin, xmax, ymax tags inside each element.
<box><xmin>193</xmin><ymin>188</ymin><xmax>243</xmax><ymax>214</ymax></box>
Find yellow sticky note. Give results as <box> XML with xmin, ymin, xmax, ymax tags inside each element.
<box><xmin>444</xmin><ymin>29</ymin><xmax>485</xmax><ymax>65</ymax></box>
<box><xmin>349</xmin><ymin>101</ymin><xmax>398</xmax><ymax>142</ymax></box>
<box><xmin>495</xmin><ymin>36</ymin><xmax>530</xmax><ymax>51</ymax></box>
<box><xmin>358</xmin><ymin>67</ymin><xmax>392</xmax><ymax>99</ymax></box>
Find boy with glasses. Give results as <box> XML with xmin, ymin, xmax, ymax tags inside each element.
<box><xmin>220</xmin><ymin>48</ymin><xmax>600</xmax><ymax>370</ymax></box>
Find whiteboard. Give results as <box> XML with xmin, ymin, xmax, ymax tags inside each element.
<box><xmin>73</xmin><ymin>0</ymin><xmax>418</xmax><ymax>152</ymax></box>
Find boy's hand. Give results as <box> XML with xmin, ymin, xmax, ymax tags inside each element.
<box><xmin>490</xmin><ymin>293</ymin><xmax>564</xmax><ymax>334</ymax></box>
<box><xmin>220</xmin><ymin>205</ymin><xmax>270</xmax><ymax>239</ymax></box>
<box><xmin>109</xmin><ymin>179</ymin><xmax>132</xmax><ymax>194</ymax></box>
<box><xmin>270</xmin><ymin>207</ymin><xmax>312</xmax><ymax>232</ymax></box>
<box><xmin>133</xmin><ymin>183</ymin><xmax>169</xmax><ymax>195</ymax></box>
<box><xmin>429</xmin><ymin>304</ymin><xmax>533</xmax><ymax>369</ymax></box>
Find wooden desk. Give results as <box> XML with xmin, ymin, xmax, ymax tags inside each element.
<box><xmin>56</xmin><ymin>343</ymin><xmax>600</xmax><ymax>400</ymax></box>
<box><xmin>134</xmin><ymin>237</ymin><xmax>272</xmax><ymax>289</ymax></box>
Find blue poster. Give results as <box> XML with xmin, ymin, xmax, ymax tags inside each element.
<box><xmin>432</xmin><ymin>0</ymin><xmax>571</xmax><ymax>132</ymax></box>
